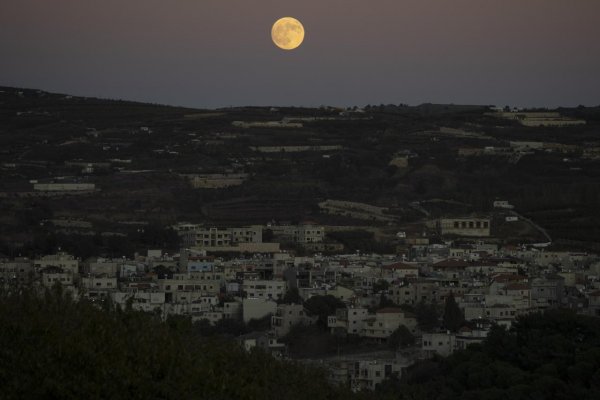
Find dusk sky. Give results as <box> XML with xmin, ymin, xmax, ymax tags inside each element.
<box><xmin>1</xmin><ymin>0</ymin><xmax>599</xmax><ymax>108</ymax></box>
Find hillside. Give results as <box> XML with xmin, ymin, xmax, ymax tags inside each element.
<box><xmin>1</xmin><ymin>87</ymin><xmax>600</xmax><ymax>256</ymax></box>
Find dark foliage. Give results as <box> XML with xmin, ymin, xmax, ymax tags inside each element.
<box><xmin>0</xmin><ymin>288</ymin><xmax>360</xmax><ymax>400</ymax></box>
<box><xmin>304</xmin><ymin>295</ymin><xmax>346</xmax><ymax>327</ymax></box>
<box><xmin>443</xmin><ymin>293</ymin><xmax>465</xmax><ymax>332</ymax></box>
<box><xmin>415</xmin><ymin>301</ymin><xmax>440</xmax><ymax>331</ymax></box>
<box><xmin>280</xmin><ymin>287</ymin><xmax>304</xmax><ymax>305</ymax></box>
<box><xmin>376</xmin><ymin>310</ymin><xmax>600</xmax><ymax>400</ymax></box>
<box><xmin>388</xmin><ymin>326</ymin><xmax>415</xmax><ymax>351</ymax></box>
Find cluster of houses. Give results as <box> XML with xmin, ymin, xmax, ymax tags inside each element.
<box><xmin>2</xmin><ymin>234</ymin><xmax>600</xmax><ymax>391</ymax></box>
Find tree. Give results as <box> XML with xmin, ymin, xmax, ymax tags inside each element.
<box><xmin>443</xmin><ymin>293</ymin><xmax>464</xmax><ymax>332</ymax></box>
<box><xmin>214</xmin><ymin>318</ymin><xmax>248</xmax><ymax>336</ymax></box>
<box><xmin>388</xmin><ymin>325</ymin><xmax>415</xmax><ymax>350</ymax></box>
<box><xmin>0</xmin><ymin>288</ymin><xmax>362</xmax><ymax>400</ymax></box>
<box><xmin>378</xmin><ymin>294</ymin><xmax>396</xmax><ymax>309</ymax></box>
<box><xmin>280</xmin><ymin>287</ymin><xmax>303</xmax><ymax>305</ymax></box>
<box><xmin>152</xmin><ymin>264</ymin><xmax>172</xmax><ymax>278</ymax></box>
<box><xmin>304</xmin><ymin>295</ymin><xmax>345</xmax><ymax>328</ymax></box>
<box><xmin>247</xmin><ymin>314</ymin><xmax>272</xmax><ymax>332</ymax></box>
<box><xmin>372</xmin><ymin>279</ymin><xmax>389</xmax><ymax>294</ymax></box>
<box><xmin>415</xmin><ymin>301</ymin><xmax>439</xmax><ymax>332</ymax></box>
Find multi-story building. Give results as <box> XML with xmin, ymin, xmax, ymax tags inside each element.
<box><xmin>83</xmin><ymin>258</ymin><xmax>119</xmax><ymax>277</ymax></box>
<box><xmin>438</xmin><ymin>218</ymin><xmax>491</xmax><ymax>237</ymax></box>
<box><xmin>157</xmin><ymin>273</ymin><xmax>222</xmax><ymax>303</ymax></box>
<box><xmin>269</xmin><ymin>224</ymin><xmax>325</xmax><ymax>244</ymax></box>
<box><xmin>328</xmin><ymin>307</ymin><xmax>369</xmax><ymax>335</ymax></box>
<box><xmin>174</xmin><ymin>224</ymin><xmax>262</xmax><ymax>248</ymax></box>
<box><xmin>111</xmin><ymin>291</ymin><xmax>165</xmax><ymax>314</ymax></box>
<box><xmin>422</xmin><ymin>331</ymin><xmax>456</xmax><ymax>357</ymax></box>
<box><xmin>531</xmin><ymin>275</ymin><xmax>565</xmax><ymax>308</ymax></box>
<box><xmin>40</xmin><ymin>266</ymin><xmax>74</xmax><ymax>288</ymax></box>
<box><xmin>0</xmin><ymin>259</ymin><xmax>34</xmax><ymax>286</ymax></box>
<box><xmin>381</xmin><ymin>262</ymin><xmax>419</xmax><ymax>279</ymax></box>
<box><xmin>242</xmin><ymin>279</ymin><xmax>286</xmax><ymax>300</ymax></box>
<box><xmin>238</xmin><ymin>332</ymin><xmax>287</xmax><ymax>358</ymax></box>
<box><xmin>362</xmin><ymin>308</ymin><xmax>418</xmax><ymax>340</ymax></box>
<box><xmin>34</xmin><ymin>253</ymin><xmax>79</xmax><ymax>275</ymax></box>
<box><xmin>271</xmin><ymin>303</ymin><xmax>316</xmax><ymax>337</ymax></box>
<box><xmin>422</xmin><ymin>328</ymin><xmax>488</xmax><ymax>357</ymax></box>
<box><xmin>389</xmin><ymin>280</ymin><xmax>439</xmax><ymax>305</ymax></box>
<box><xmin>242</xmin><ymin>297</ymin><xmax>278</xmax><ymax>323</ymax></box>
<box><xmin>349</xmin><ymin>359</ymin><xmax>406</xmax><ymax>391</ymax></box>
<box><xmin>81</xmin><ymin>275</ymin><xmax>118</xmax><ymax>298</ymax></box>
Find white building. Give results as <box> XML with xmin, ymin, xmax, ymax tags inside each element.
<box><xmin>40</xmin><ymin>266</ymin><xmax>74</xmax><ymax>288</ymax></box>
<box><xmin>269</xmin><ymin>224</ymin><xmax>325</xmax><ymax>244</ymax></box>
<box><xmin>271</xmin><ymin>303</ymin><xmax>316</xmax><ymax>337</ymax></box>
<box><xmin>242</xmin><ymin>297</ymin><xmax>278</xmax><ymax>323</ymax></box>
<box><xmin>422</xmin><ymin>328</ymin><xmax>488</xmax><ymax>357</ymax></box>
<box><xmin>438</xmin><ymin>218</ymin><xmax>491</xmax><ymax>237</ymax></box>
<box><xmin>243</xmin><ymin>279</ymin><xmax>286</xmax><ymax>301</ymax></box>
<box><xmin>111</xmin><ymin>292</ymin><xmax>166</xmax><ymax>313</ymax></box>
<box><xmin>328</xmin><ymin>307</ymin><xmax>369</xmax><ymax>335</ymax></box>
<box><xmin>34</xmin><ymin>253</ymin><xmax>79</xmax><ymax>275</ymax></box>
<box><xmin>84</xmin><ymin>259</ymin><xmax>119</xmax><ymax>277</ymax></box>
<box><xmin>81</xmin><ymin>275</ymin><xmax>117</xmax><ymax>298</ymax></box>
<box><xmin>493</xmin><ymin>200</ymin><xmax>514</xmax><ymax>209</ymax></box>
<box><xmin>0</xmin><ymin>259</ymin><xmax>34</xmax><ymax>286</ymax></box>
<box><xmin>349</xmin><ymin>359</ymin><xmax>406</xmax><ymax>391</ymax></box>
<box><xmin>174</xmin><ymin>225</ymin><xmax>262</xmax><ymax>248</ymax></box>
<box><xmin>362</xmin><ymin>308</ymin><xmax>418</xmax><ymax>340</ymax></box>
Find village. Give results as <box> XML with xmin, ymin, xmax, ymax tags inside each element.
<box><xmin>2</xmin><ymin>215</ymin><xmax>599</xmax><ymax>391</ymax></box>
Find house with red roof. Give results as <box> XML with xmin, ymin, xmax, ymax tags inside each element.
<box><xmin>381</xmin><ymin>262</ymin><xmax>419</xmax><ymax>279</ymax></box>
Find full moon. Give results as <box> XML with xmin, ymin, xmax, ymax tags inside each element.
<box><xmin>271</xmin><ymin>17</ymin><xmax>305</xmax><ymax>50</ymax></box>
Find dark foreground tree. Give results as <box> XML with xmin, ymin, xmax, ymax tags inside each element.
<box><xmin>0</xmin><ymin>288</ymin><xmax>362</xmax><ymax>400</ymax></box>
<box><xmin>442</xmin><ymin>293</ymin><xmax>464</xmax><ymax>332</ymax></box>
<box><xmin>388</xmin><ymin>325</ymin><xmax>415</xmax><ymax>351</ymax></box>
<box><xmin>376</xmin><ymin>309</ymin><xmax>600</xmax><ymax>400</ymax></box>
<box><xmin>415</xmin><ymin>301</ymin><xmax>439</xmax><ymax>331</ymax></box>
<box><xmin>304</xmin><ymin>295</ymin><xmax>345</xmax><ymax>327</ymax></box>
